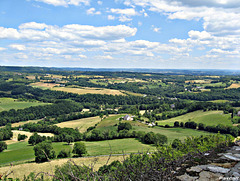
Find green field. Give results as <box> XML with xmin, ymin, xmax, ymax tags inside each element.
<box><xmin>0</xmin><ymin>142</ymin><xmax>71</xmax><ymax>166</ymax></box>
<box><xmin>97</xmin><ymin>114</ymin><xmax>124</xmax><ymax>128</ymax></box>
<box><xmin>0</xmin><ymin>98</ymin><xmax>48</xmax><ymax>112</ymax></box>
<box><xmin>156</xmin><ymin>110</ymin><xmax>232</xmax><ymax>127</ymax></box>
<box><xmin>0</xmin><ymin>138</ymin><xmax>153</xmax><ymax>167</ymax></box>
<box><xmin>84</xmin><ymin>138</ymin><xmax>155</xmax><ymax>156</ymax></box>
<box><xmin>132</xmin><ymin>126</ymin><xmax>213</xmax><ymax>143</ymax></box>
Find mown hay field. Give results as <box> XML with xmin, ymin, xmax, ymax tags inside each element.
<box><xmin>0</xmin><ymin>155</ymin><xmax>125</xmax><ymax>180</ymax></box>
<box><xmin>226</xmin><ymin>83</ymin><xmax>240</xmax><ymax>89</ymax></box>
<box><xmin>52</xmin><ymin>87</ymin><xmax>125</xmax><ymax>95</ymax></box>
<box><xmin>156</xmin><ymin>110</ymin><xmax>232</xmax><ymax>127</ymax></box>
<box><xmin>56</xmin><ymin>116</ymin><xmax>102</xmax><ymax>133</ymax></box>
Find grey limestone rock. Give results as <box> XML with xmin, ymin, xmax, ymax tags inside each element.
<box><xmin>207</xmin><ymin>166</ymin><xmax>230</xmax><ymax>174</ymax></box>
<box><xmin>176</xmin><ymin>173</ymin><xmax>198</xmax><ymax>181</ymax></box>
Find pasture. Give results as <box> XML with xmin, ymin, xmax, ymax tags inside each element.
<box><xmin>0</xmin><ymin>142</ymin><xmax>70</xmax><ymax>166</ymax></box>
<box><xmin>132</xmin><ymin>126</ymin><xmax>213</xmax><ymax>143</ymax></box>
<box><xmin>96</xmin><ymin>114</ymin><xmax>124</xmax><ymax>129</ymax></box>
<box><xmin>0</xmin><ymin>98</ymin><xmax>47</xmax><ymax>112</ymax></box>
<box><xmin>84</xmin><ymin>138</ymin><xmax>155</xmax><ymax>156</ymax></box>
<box><xmin>56</xmin><ymin>116</ymin><xmax>102</xmax><ymax>133</ymax></box>
<box><xmin>156</xmin><ymin>110</ymin><xmax>232</xmax><ymax>127</ymax></box>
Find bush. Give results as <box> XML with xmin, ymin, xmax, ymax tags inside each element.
<box><xmin>143</xmin><ymin>132</ymin><xmax>155</xmax><ymax>144</ymax></box>
<box><xmin>174</xmin><ymin>121</ymin><xmax>179</xmax><ymax>127</ymax></box>
<box><xmin>171</xmin><ymin>139</ymin><xmax>182</xmax><ymax>149</ymax></box>
<box><xmin>18</xmin><ymin>134</ymin><xmax>27</xmax><ymax>141</ymax></box>
<box><xmin>0</xmin><ymin>141</ymin><xmax>7</xmax><ymax>152</ymax></box>
<box><xmin>54</xmin><ymin>161</ymin><xmax>93</xmax><ymax>181</ymax></box>
<box><xmin>154</xmin><ymin>133</ymin><xmax>167</xmax><ymax>146</ymax></box>
<box><xmin>117</xmin><ymin>122</ymin><xmax>132</xmax><ymax>132</ymax></box>
<box><xmin>34</xmin><ymin>141</ymin><xmax>55</xmax><ymax>163</ymax></box>
<box><xmin>72</xmin><ymin>142</ymin><xmax>87</xmax><ymax>157</ymax></box>
<box><xmin>57</xmin><ymin>149</ymin><xmax>71</xmax><ymax>158</ymax></box>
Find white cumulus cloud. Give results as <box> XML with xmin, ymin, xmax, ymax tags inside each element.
<box><xmin>35</xmin><ymin>0</ymin><xmax>90</xmax><ymax>7</ymax></box>
<box><xmin>9</xmin><ymin>44</ymin><xmax>26</xmax><ymax>51</ymax></box>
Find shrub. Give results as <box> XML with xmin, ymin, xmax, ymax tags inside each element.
<box><xmin>72</xmin><ymin>142</ymin><xmax>87</xmax><ymax>157</ymax></box>
<box><xmin>17</xmin><ymin>134</ymin><xmax>27</xmax><ymax>141</ymax></box>
<box><xmin>117</xmin><ymin>122</ymin><xmax>132</xmax><ymax>132</ymax></box>
<box><xmin>57</xmin><ymin>149</ymin><xmax>71</xmax><ymax>158</ymax></box>
<box><xmin>0</xmin><ymin>141</ymin><xmax>7</xmax><ymax>152</ymax></box>
<box><xmin>34</xmin><ymin>141</ymin><xmax>55</xmax><ymax>163</ymax></box>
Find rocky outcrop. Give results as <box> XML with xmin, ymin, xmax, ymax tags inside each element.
<box><xmin>176</xmin><ymin>144</ymin><xmax>240</xmax><ymax>181</ymax></box>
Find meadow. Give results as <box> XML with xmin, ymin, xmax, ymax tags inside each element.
<box><xmin>156</xmin><ymin>110</ymin><xmax>232</xmax><ymax>127</ymax></box>
<box><xmin>0</xmin><ymin>98</ymin><xmax>48</xmax><ymax>112</ymax></box>
<box><xmin>1</xmin><ymin>138</ymin><xmax>153</xmax><ymax>167</ymax></box>
<box><xmin>0</xmin><ymin>142</ymin><xmax>70</xmax><ymax>166</ymax></box>
<box><xmin>56</xmin><ymin>116</ymin><xmax>102</xmax><ymax>133</ymax></box>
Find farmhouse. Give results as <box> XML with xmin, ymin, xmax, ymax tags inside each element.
<box><xmin>237</xmin><ymin>111</ymin><xmax>240</xmax><ymax>116</ymax></box>
<box><xmin>122</xmin><ymin>115</ymin><xmax>135</xmax><ymax>121</ymax></box>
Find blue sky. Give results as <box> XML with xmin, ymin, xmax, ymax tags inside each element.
<box><xmin>0</xmin><ymin>0</ymin><xmax>240</xmax><ymax>69</ymax></box>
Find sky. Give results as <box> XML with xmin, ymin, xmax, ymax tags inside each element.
<box><xmin>0</xmin><ymin>0</ymin><xmax>240</xmax><ymax>69</ymax></box>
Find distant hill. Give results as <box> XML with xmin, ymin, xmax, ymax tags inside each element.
<box><xmin>1</xmin><ymin>66</ymin><xmax>240</xmax><ymax>75</ymax></box>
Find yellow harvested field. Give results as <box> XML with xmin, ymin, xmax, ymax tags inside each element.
<box><xmin>10</xmin><ymin>119</ymin><xmax>41</xmax><ymax>128</ymax></box>
<box><xmin>0</xmin><ymin>155</ymin><xmax>125</xmax><ymax>180</ymax></box>
<box><xmin>26</xmin><ymin>75</ymin><xmax>36</xmax><ymax>80</ymax></box>
<box><xmin>52</xmin><ymin>87</ymin><xmax>125</xmax><ymax>95</ymax></box>
<box><xmin>30</xmin><ymin>82</ymin><xmax>125</xmax><ymax>95</ymax></box>
<box><xmin>226</xmin><ymin>83</ymin><xmax>240</xmax><ymax>89</ymax></box>
<box><xmin>185</xmin><ymin>80</ymin><xmax>212</xmax><ymax>84</ymax></box>
<box><xmin>139</xmin><ymin>110</ymin><xmax>145</xmax><ymax>115</ymax></box>
<box><xmin>8</xmin><ymin>130</ymin><xmax>54</xmax><ymax>144</ymax></box>
<box><xmin>56</xmin><ymin>116</ymin><xmax>102</xmax><ymax>133</ymax></box>
<box><xmin>30</xmin><ymin>82</ymin><xmax>60</xmax><ymax>88</ymax></box>
<box><xmin>44</xmin><ymin>74</ymin><xmax>64</xmax><ymax>79</ymax></box>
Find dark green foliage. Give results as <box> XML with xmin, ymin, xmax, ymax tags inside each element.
<box><xmin>0</xmin><ymin>125</ymin><xmax>13</xmax><ymax>141</ymax></box>
<box><xmin>171</xmin><ymin>139</ymin><xmax>182</xmax><ymax>149</ymax></box>
<box><xmin>18</xmin><ymin>134</ymin><xmax>27</xmax><ymax>141</ymax></box>
<box><xmin>72</xmin><ymin>142</ymin><xmax>87</xmax><ymax>157</ymax></box>
<box><xmin>28</xmin><ymin>133</ymin><xmax>47</xmax><ymax>145</ymax></box>
<box><xmin>98</xmin><ymin>160</ymin><xmax>122</xmax><ymax>175</ymax></box>
<box><xmin>198</xmin><ymin>123</ymin><xmax>206</xmax><ymax>130</ymax></box>
<box><xmin>33</xmin><ymin>141</ymin><xmax>55</xmax><ymax>163</ymax></box>
<box><xmin>143</xmin><ymin>132</ymin><xmax>155</xmax><ymax>144</ymax></box>
<box><xmin>54</xmin><ymin>161</ymin><xmax>93</xmax><ymax>181</ymax></box>
<box><xmin>65</xmin><ymin>135</ymin><xmax>74</xmax><ymax>145</ymax></box>
<box><xmin>57</xmin><ymin>149</ymin><xmax>71</xmax><ymax>158</ymax></box>
<box><xmin>185</xmin><ymin>121</ymin><xmax>197</xmax><ymax>129</ymax></box>
<box><xmin>174</xmin><ymin>121</ymin><xmax>179</xmax><ymax>127</ymax></box>
<box><xmin>0</xmin><ymin>141</ymin><xmax>7</xmax><ymax>152</ymax></box>
<box><xmin>154</xmin><ymin>133</ymin><xmax>168</xmax><ymax>146</ymax></box>
<box><xmin>117</xmin><ymin>122</ymin><xmax>132</xmax><ymax>132</ymax></box>
<box><xmin>180</xmin><ymin>122</ymin><xmax>184</xmax><ymax>127</ymax></box>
